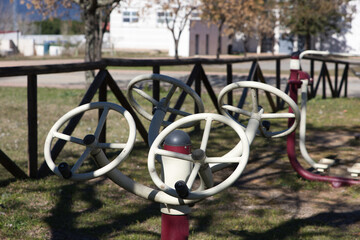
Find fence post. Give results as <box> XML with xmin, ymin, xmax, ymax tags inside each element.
<box><xmin>27</xmin><ymin>74</ymin><xmax>38</xmax><ymax>178</ymax></box>
<box><xmin>153</xmin><ymin>65</ymin><xmax>160</xmax><ymax>104</ymax></box>
<box><xmin>335</xmin><ymin>63</ymin><xmax>338</xmax><ymax>97</ymax></box>
<box><xmin>310</xmin><ymin>59</ymin><xmax>315</xmax><ymax>98</ymax></box>
<box><xmin>195</xmin><ymin>65</ymin><xmax>201</xmax><ymax>113</ymax></box>
<box><xmin>322</xmin><ymin>62</ymin><xmax>326</xmax><ymax>99</ymax></box>
<box><xmin>344</xmin><ymin>63</ymin><xmax>349</xmax><ymax>98</ymax></box>
<box><xmin>226</xmin><ymin>64</ymin><xmax>233</xmax><ymax>113</ymax></box>
<box><xmin>276</xmin><ymin>59</ymin><xmax>281</xmax><ymax>109</ymax></box>
<box><xmin>99</xmin><ymin>73</ymin><xmax>107</xmax><ymax>146</ymax></box>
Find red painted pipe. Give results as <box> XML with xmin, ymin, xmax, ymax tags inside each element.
<box><xmin>161</xmin><ymin>214</ymin><xmax>189</xmax><ymax>240</ymax></box>
<box><xmin>160</xmin><ymin>130</ymin><xmax>192</xmax><ymax>239</ymax></box>
<box><xmin>287</xmin><ymin>54</ymin><xmax>360</xmax><ymax>187</ymax></box>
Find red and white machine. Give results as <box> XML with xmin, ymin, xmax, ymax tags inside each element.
<box><xmin>44</xmin><ymin>73</ymin><xmax>301</xmax><ymax>239</ymax></box>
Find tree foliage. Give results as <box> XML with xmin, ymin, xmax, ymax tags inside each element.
<box><xmin>16</xmin><ymin>0</ymin><xmax>118</xmax><ymax>56</ymax></box>
<box><xmin>0</xmin><ymin>1</ymin><xmax>13</xmax><ymax>32</ymax></box>
<box><xmin>228</xmin><ymin>0</ymin><xmax>276</xmax><ymax>55</ymax></box>
<box><xmin>200</xmin><ymin>0</ymin><xmax>235</xmax><ymax>58</ymax></box>
<box><xmin>280</xmin><ymin>0</ymin><xmax>355</xmax><ymax>49</ymax></box>
<box><xmin>15</xmin><ymin>0</ymin><xmax>121</xmax><ymax>86</ymax></box>
<box><xmin>200</xmin><ymin>0</ymin><xmax>276</xmax><ymax>57</ymax></box>
<box><xmin>252</xmin><ymin>0</ymin><xmax>277</xmax><ymax>53</ymax></box>
<box><xmin>34</xmin><ymin>19</ymin><xmax>84</xmax><ymax>35</ymax></box>
<box><xmin>37</xmin><ymin>18</ymin><xmax>62</xmax><ymax>34</ymax></box>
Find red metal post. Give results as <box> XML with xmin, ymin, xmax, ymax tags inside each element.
<box><xmin>161</xmin><ymin>130</ymin><xmax>192</xmax><ymax>240</ymax></box>
<box><xmin>161</xmin><ymin>214</ymin><xmax>189</xmax><ymax>240</ymax></box>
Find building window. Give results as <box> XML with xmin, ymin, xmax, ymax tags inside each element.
<box><xmin>157</xmin><ymin>11</ymin><xmax>173</xmax><ymax>24</ymax></box>
<box><xmin>191</xmin><ymin>11</ymin><xmax>201</xmax><ymax>20</ymax></box>
<box><xmin>123</xmin><ymin>10</ymin><xmax>139</xmax><ymax>23</ymax></box>
<box><xmin>195</xmin><ymin>34</ymin><xmax>199</xmax><ymax>55</ymax></box>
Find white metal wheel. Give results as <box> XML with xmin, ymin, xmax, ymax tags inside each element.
<box><xmin>127</xmin><ymin>74</ymin><xmax>204</xmax><ymax>127</ymax></box>
<box><xmin>218</xmin><ymin>81</ymin><xmax>301</xmax><ymax>138</ymax></box>
<box><xmin>44</xmin><ymin>102</ymin><xmax>136</xmax><ymax>181</ymax></box>
<box><xmin>148</xmin><ymin>113</ymin><xmax>250</xmax><ymax>200</ymax></box>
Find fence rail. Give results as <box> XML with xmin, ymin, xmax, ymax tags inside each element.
<box><xmin>304</xmin><ymin>55</ymin><xmax>353</xmax><ymax>98</ymax></box>
<box><xmin>0</xmin><ymin>55</ymin><xmax>354</xmax><ymax>179</ymax></box>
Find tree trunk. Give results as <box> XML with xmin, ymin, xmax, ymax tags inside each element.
<box><xmin>242</xmin><ymin>38</ymin><xmax>248</xmax><ymax>57</ymax></box>
<box><xmin>271</xmin><ymin>35</ymin><xmax>275</xmax><ymax>55</ymax></box>
<box><xmin>174</xmin><ymin>39</ymin><xmax>179</xmax><ymax>59</ymax></box>
<box><xmin>171</xmin><ymin>29</ymin><xmax>179</xmax><ymax>59</ymax></box>
<box><xmin>305</xmin><ymin>33</ymin><xmax>311</xmax><ymax>50</ymax></box>
<box><xmin>293</xmin><ymin>34</ymin><xmax>299</xmax><ymax>52</ymax></box>
<box><xmin>256</xmin><ymin>36</ymin><xmax>262</xmax><ymax>54</ymax></box>
<box><xmin>82</xmin><ymin>5</ymin><xmax>103</xmax><ymax>88</ymax></box>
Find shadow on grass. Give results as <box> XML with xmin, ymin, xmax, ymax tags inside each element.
<box><xmin>228</xmin><ymin>210</ymin><xmax>360</xmax><ymax>239</ymax></box>
<box><xmin>303</xmin><ymin>124</ymin><xmax>360</xmax><ymax>144</ymax></box>
<box><xmin>44</xmin><ymin>178</ymin><xmax>160</xmax><ymax>239</ymax></box>
<box><xmin>191</xmin><ymin>211</ymin><xmax>214</xmax><ymax>234</ymax></box>
<box><xmin>0</xmin><ymin>178</ymin><xmax>17</xmax><ymax>188</ymax></box>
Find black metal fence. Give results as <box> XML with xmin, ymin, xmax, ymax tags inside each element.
<box><xmin>0</xmin><ymin>55</ymin><xmax>353</xmax><ymax>179</ymax></box>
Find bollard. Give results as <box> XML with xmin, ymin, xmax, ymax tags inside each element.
<box><xmin>161</xmin><ymin>130</ymin><xmax>192</xmax><ymax>240</ymax></box>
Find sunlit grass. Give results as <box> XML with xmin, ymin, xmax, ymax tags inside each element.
<box><xmin>0</xmin><ymin>86</ymin><xmax>359</xmax><ymax>239</ymax></box>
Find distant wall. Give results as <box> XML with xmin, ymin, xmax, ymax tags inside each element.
<box><xmin>189</xmin><ymin>20</ymin><xmax>231</xmax><ymax>56</ymax></box>
<box><xmin>0</xmin><ymin>32</ymin><xmax>86</xmax><ymax>56</ymax></box>
<box><xmin>0</xmin><ymin>39</ymin><xmax>13</xmax><ymax>54</ymax></box>
<box><xmin>110</xmin><ymin>9</ymin><xmax>175</xmax><ymax>55</ymax></box>
<box><xmin>19</xmin><ymin>39</ymin><xmax>35</xmax><ymax>56</ymax></box>
<box><xmin>21</xmin><ymin>34</ymin><xmax>85</xmax><ymax>45</ymax></box>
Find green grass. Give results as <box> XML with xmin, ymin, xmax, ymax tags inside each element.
<box><xmin>0</xmin><ymin>86</ymin><xmax>360</xmax><ymax>239</ymax></box>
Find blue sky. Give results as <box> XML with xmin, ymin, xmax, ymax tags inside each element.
<box><xmin>4</xmin><ymin>0</ymin><xmax>81</xmax><ymax>21</ymax></box>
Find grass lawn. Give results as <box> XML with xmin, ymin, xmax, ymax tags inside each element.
<box><xmin>0</xmin><ymin>85</ymin><xmax>359</xmax><ymax>239</ymax></box>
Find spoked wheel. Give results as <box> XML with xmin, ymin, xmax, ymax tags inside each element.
<box><xmin>44</xmin><ymin>102</ymin><xmax>136</xmax><ymax>181</ymax></box>
<box><xmin>218</xmin><ymin>81</ymin><xmax>301</xmax><ymax>138</ymax></box>
<box><xmin>127</xmin><ymin>74</ymin><xmax>204</xmax><ymax>127</ymax></box>
<box><xmin>148</xmin><ymin>113</ymin><xmax>250</xmax><ymax>200</ymax></box>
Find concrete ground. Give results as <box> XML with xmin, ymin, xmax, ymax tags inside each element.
<box><xmin>0</xmin><ymin>58</ymin><xmax>359</xmax><ymax>97</ymax></box>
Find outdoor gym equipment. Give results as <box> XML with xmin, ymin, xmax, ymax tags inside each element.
<box><xmin>287</xmin><ymin>51</ymin><xmax>360</xmax><ymax>187</ymax></box>
<box><xmin>148</xmin><ymin>113</ymin><xmax>250</xmax><ymax>200</ymax></box>
<box><xmin>127</xmin><ymin>73</ymin><xmax>205</xmax><ymax>128</ymax></box>
<box><xmin>299</xmin><ymin>78</ymin><xmax>335</xmax><ymax>172</ymax></box>
<box><xmin>136</xmin><ymin>74</ymin><xmax>300</xmax><ymax>237</ymax></box>
<box><xmin>218</xmin><ymin>81</ymin><xmax>301</xmax><ymax>140</ymax></box>
<box><xmin>44</xmin><ymin>102</ymin><xmax>136</xmax><ymax>181</ymax></box>
<box><xmin>44</xmin><ymin>73</ymin><xmax>246</xmax><ymax>239</ymax></box>
<box><xmin>44</xmin><ymin>74</ymin><xmax>207</xmax><ymax>204</ymax></box>
<box><xmin>44</xmin><ymin>73</ymin><xmax>301</xmax><ymax>239</ymax></box>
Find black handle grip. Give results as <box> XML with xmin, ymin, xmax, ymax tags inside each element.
<box><xmin>262</xmin><ymin>120</ymin><xmax>271</xmax><ymax>131</ymax></box>
<box><xmin>58</xmin><ymin>162</ymin><xmax>72</xmax><ymax>179</ymax></box>
<box><xmin>175</xmin><ymin>180</ymin><xmax>189</xmax><ymax>198</ymax></box>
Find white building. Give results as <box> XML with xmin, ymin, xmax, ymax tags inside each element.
<box><xmin>109</xmin><ymin>1</ymin><xmax>234</xmax><ymax>57</ymax></box>
<box><xmin>0</xmin><ymin>31</ymin><xmax>85</xmax><ymax>57</ymax></box>
<box><xmin>1</xmin><ymin>1</ymin><xmax>358</xmax><ymax>57</ymax></box>
<box><xmin>316</xmin><ymin>0</ymin><xmax>360</xmax><ymax>54</ymax></box>
<box><xmin>109</xmin><ymin>0</ymin><xmax>360</xmax><ymax>56</ymax></box>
